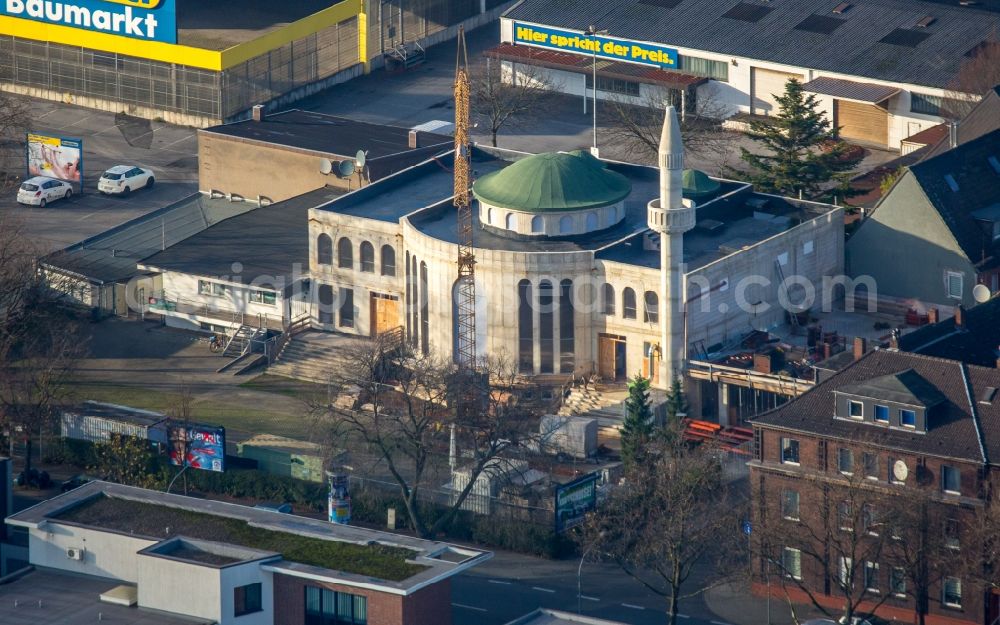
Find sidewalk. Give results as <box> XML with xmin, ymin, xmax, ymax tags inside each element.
<box><xmin>705</xmin><ymin>581</ymin><xmax>827</xmax><ymax>625</ymax></box>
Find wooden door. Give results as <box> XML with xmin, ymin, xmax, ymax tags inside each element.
<box><xmin>598</xmin><ymin>335</ymin><xmax>616</xmax><ymax>380</ymax></box>
<box><xmin>835</xmin><ymin>99</ymin><xmax>889</xmax><ymax>146</ymax></box>
<box><xmin>370</xmin><ymin>294</ymin><xmax>400</xmax><ymax>337</ymax></box>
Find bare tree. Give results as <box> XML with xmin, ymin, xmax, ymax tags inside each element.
<box><xmin>309</xmin><ymin>339</ymin><xmax>541</xmax><ymax>538</ymax></box>
<box><xmin>603</xmin><ymin>84</ymin><xmax>736</xmax><ymax>167</ymax></box>
<box><xmin>579</xmin><ymin>425</ymin><xmax>745</xmax><ymax>625</ymax></box>
<box><xmin>472</xmin><ymin>50</ymin><xmax>558</xmax><ymax>147</ymax></box>
<box><xmin>944</xmin><ymin>34</ymin><xmax>1000</xmax><ymax>120</ymax></box>
<box><xmin>0</xmin><ymin>92</ymin><xmax>29</xmax><ymax>189</ymax></box>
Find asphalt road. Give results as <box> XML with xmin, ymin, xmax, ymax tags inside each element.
<box><xmin>3</xmin><ymin>98</ymin><xmax>199</xmax><ymax>254</ymax></box>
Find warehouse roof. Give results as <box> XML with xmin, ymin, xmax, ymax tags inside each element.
<box><xmin>42</xmin><ymin>193</ymin><xmax>254</xmax><ymax>285</ymax></box>
<box><xmin>801</xmin><ymin>76</ymin><xmax>900</xmax><ymax>103</ymax></box>
<box><xmin>505</xmin><ymin>0</ymin><xmax>1000</xmax><ymax>89</ymax></box>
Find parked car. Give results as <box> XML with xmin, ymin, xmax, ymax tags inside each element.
<box><xmin>98</xmin><ymin>165</ymin><xmax>154</xmax><ymax>195</ymax></box>
<box><xmin>17</xmin><ymin>176</ymin><xmax>73</xmax><ymax>207</ymax></box>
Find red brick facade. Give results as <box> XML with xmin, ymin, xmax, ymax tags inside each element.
<box><xmin>273</xmin><ymin>573</ymin><xmax>453</xmax><ymax>625</ymax></box>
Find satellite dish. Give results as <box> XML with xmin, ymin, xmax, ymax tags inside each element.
<box><xmin>973</xmin><ymin>283</ymin><xmax>991</xmax><ymax>303</ymax></box>
<box><xmin>319</xmin><ymin>158</ymin><xmax>333</xmax><ymax>175</ymax></box>
<box><xmin>337</xmin><ymin>160</ymin><xmax>356</xmax><ymax>178</ymax></box>
<box><xmin>355</xmin><ymin>149</ymin><xmax>367</xmax><ymax>169</ymax></box>
<box><xmin>893</xmin><ymin>459</ymin><xmax>908</xmax><ymax>483</ymax></box>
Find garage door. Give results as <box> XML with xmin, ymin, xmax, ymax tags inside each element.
<box><xmin>752</xmin><ymin>68</ymin><xmax>804</xmax><ymax>116</ymax></box>
<box><xmin>834</xmin><ymin>99</ymin><xmax>888</xmax><ymax>146</ymax></box>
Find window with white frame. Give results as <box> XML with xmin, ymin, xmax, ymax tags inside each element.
<box><xmin>839</xmin><ymin>556</ymin><xmax>853</xmax><ymax>588</ymax></box>
<box><xmin>946</xmin><ymin>271</ymin><xmax>963</xmax><ymax>299</ymax></box>
<box><xmin>782</xmin><ymin>547</ymin><xmax>802</xmax><ymax>580</ymax></box>
<box><xmin>864</xmin><ymin>561</ymin><xmax>879</xmax><ymax>593</ymax></box>
<box><xmin>199</xmin><ymin>281</ymin><xmax>229</xmax><ymax>298</ymax></box>
<box><xmin>944</xmin><ymin>518</ymin><xmax>960</xmax><ymax>550</ymax></box>
<box><xmin>839</xmin><ymin>500</ymin><xmax>853</xmax><ymax>531</ymax></box>
<box><xmin>198</xmin><ymin>280</ymin><xmax>212</xmax><ymax>295</ymax></box>
<box><xmin>863</xmin><ymin>504</ymin><xmax>878</xmax><ymax>536</ymax></box>
<box><xmin>900</xmin><ymin>409</ymin><xmax>916</xmax><ymax>428</ymax></box>
<box><xmin>874</xmin><ymin>404</ymin><xmax>889</xmax><ymax>423</ymax></box>
<box><xmin>249</xmin><ymin>290</ymin><xmax>276</xmax><ymax>306</ymax></box>
<box><xmin>863</xmin><ymin>452</ymin><xmax>879</xmax><ymax>480</ymax></box>
<box><xmin>781</xmin><ymin>489</ymin><xmax>800</xmax><ymax>520</ymax></box>
<box><xmin>781</xmin><ymin>438</ymin><xmax>800</xmax><ymax>464</ymax></box>
<box><xmin>910</xmin><ymin>93</ymin><xmax>943</xmax><ymax>115</ymax></box>
<box><xmin>942</xmin><ymin>576</ymin><xmax>962</xmax><ymax>608</ymax></box>
<box><xmin>848</xmin><ymin>400</ymin><xmax>864</xmax><ymax>419</ymax></box>
<box><xmin>891</xmin><ymin>567</ymin><xmax>907</xmax><ymax>597</ymax></box>
<box><xmin>941</xmin><ymin>465</ymin><xmax>961</xmax><ymax>495</ymax></box>
<box><xmin>838</xmin><ymin>448</ymin><xmax>854</xmax><ymax>475</ymax></box>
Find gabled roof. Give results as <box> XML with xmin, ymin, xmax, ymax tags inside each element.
<box><xmin>923</xmin><ymin>86</ymin><xmax>1000</xmax><ymax>160</ymax></box>
<box><xmin>753</xmin><ymin>350</ymin><xmax>998</xmax><ymax>464</ymax></box>
<box><xmin>899</xmin><ymin>297</ymin><xmax>1000</xmax><ymax>367</ymax></box>
<box><xmin>838</xmin><ymin>368</ymin><xmax>946</xmax><ymax>407</ymax></box>
<box><xmin>907</xmin><ymin>129</ymin><xmax>1000</xmax><ymax>265</ymax></box>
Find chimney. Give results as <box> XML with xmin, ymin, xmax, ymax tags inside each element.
<box><xmin>927</xmin><ymin>307</ymin><xmax>939</xmax><ymax>324</ymax></box>
<box><xmin>853</xmin><ymin>337</ymin><xmax>867</xmax><ymax>361</ymax></box>
<box><xmin>949</xmin><ymin>121</ymin><xmax>958</xmax><ymax>149</ymax></box>
<box><xmin>252</xmin><ymin>104</ymin><xmax>265</xmax><ymax>122</ymax></box>
<box><xmin>408</xmin><ymin>129</ymin><xmax>419</xmax><ymax>149</ymax></box>
<box><xmin>954</xmin><ymin>305</ymin><xmax>965</xmax><ymax>328</ymax></box>
<box><xmin>889</xmin><ymin>327</ymin><xmax>900</xmax><ymax>349</ymax></box>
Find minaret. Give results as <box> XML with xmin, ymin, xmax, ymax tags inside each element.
<box><xmin>647</xmin><ymin>106</ymin><xmax>695</xmax><ymax>387</ymax></box>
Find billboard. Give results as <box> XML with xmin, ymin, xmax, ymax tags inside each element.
<box><xmin>3</xmin><ymin>0</ymin><xmax>177</xmax><ymax>43</ymax></box>
<box><xmin>513</xmin><ymin>22</ymin><xmax>678</xmax><ymax>70</ymax></box>
<box><xmin>554</xmin><ymin>472</ymin><xmax>598</xmax><ymax>533</ymax></box>
<box><xmin>27</xmin><ymin>133</ymin><xmax>83</xmax><ymax>189</ymax></box>
<box><xmin>168</xmin><ymin>423</ymin><xmax>226</xmax><ymax>472</ymax></box>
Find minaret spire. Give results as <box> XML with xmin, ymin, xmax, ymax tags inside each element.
<box><xmin>647</xmin><ymin>105</ymin><xmax>696</xmax><ymax>388</ymax></box>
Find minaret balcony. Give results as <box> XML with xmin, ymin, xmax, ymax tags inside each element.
<box><xmin>647</xmin><ymin>198</ymin><xmax>696</xmax><ymax>235</ymax></box>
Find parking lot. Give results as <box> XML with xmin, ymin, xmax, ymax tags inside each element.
<box><xmin>3</xmin><ymin>98</ymin><xmax>199</xmax><ymax>254</ymax></box>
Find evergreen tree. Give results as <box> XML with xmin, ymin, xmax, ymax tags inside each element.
<box><xmin>621</xmin><ymin>374</ymin><xmax>653</xmax><ymax>469</ymax></box>
<box><xmin>733</xmin><ymin>78</ymin><xmax>863</xmax><ymax>199</ymax></box>
<box><xmin>665</xmin><ymin>376</ymin><xmax>688</xmax><ymax>424</ymax></box>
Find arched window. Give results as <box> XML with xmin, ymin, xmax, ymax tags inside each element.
<box><xmin>317</xmin><ymin>284</ymin><xmax>334</xmax><ymax>325</ymax></box>
<box><xmin>518</xmin><ymin>280</ymin><xmax>533</xmax><ymax>374</ymax></box>
<box><xmin>337</xmin><ymin>238</ymin><xmax>353</xmax><ymax>269</ymax></box>
<box><xmin>586</xmin><ymin>213</ymin><xmax>598</xmax><ymax>231</ymax></box>
<box><xmin>506</xmin><ymin>213</ymin><xmax>516</xmax><ymax>230</ymax></box>
<box><xmin>644</xmin><ymin>291</ymin><xmax>659</xmax><ymax>323</ymax></box>
<box><xmin>559</xmin><ymin>215</ymin><xmax>573</xmax><ymax>234</ymax></box>
<box><xmin>531</xmin><ymin>215</ymin><xmax>544</xmax><ymax>234</ymax></box>
<box><xmin>360</xmin><ymin>241</ymin><xmax>375</xmax><ymax>273</ymax></box>
<box><xmin>560</xmin><ymin>279</ymin><xmax>574</xmax><ymax>373</ymax></box>
<box><xmin>381</xmin><ymin>245</ymin><xmax>396</xmax><ymax>277</ymax></box>
<box><xmin>487</xmin><ymin>207</ymin><xmax>495</xmax><ymax>225</ymax></box>
<box><xmin>538</xmin><ymin>280</ymin><xmax>554</xmax><ymax>373</ymax></box>
<box><xmin>602</xmin><ymin>283</ymin><xmax>615</xmax><ymax>315</ymax></box>
<box><xmin>623</xmin><ymin>287</ymin><xmax>637</xmax><ymax>320</ymax></box>
<box><xmin>317</xmin><ymin>233</ymin><xmax>333</xmax><ymax>265</ymax></box>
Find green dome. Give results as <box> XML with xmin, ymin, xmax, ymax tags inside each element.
<box><xmin>473</xmin><ymin>150</ymin><xmax>631</xmax><ymax>212</ymax></box>
<box><xmin>682</xmin><ymin>169</ymin><xmax>721</xmax><ymax>199</ymax></box>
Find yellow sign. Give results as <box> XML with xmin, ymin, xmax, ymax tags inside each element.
<box><xmin>513</xmin><ymin>22</ymin><xmax>678</xmax><ymax>68</ymax></box>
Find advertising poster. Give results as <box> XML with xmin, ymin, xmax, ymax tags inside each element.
<box><xmin>513</xmin><ymin>22</ymin><xmax>678</xmax><ymax>69</ymax></box>
<box><xmin>554</xmin><ymin>472</ymin><xmax>599</xmax><ymax>533</ymax></box>
<box><xmin>27</xmin><ymin>133</ymin><xmax>83</xmax><ymax>189</ymax></box>
<box><xmin>2</xmin><ymin>0</ymin><xmax>178</xmax><ymax>44</ymax></box>
<box><xmin>168</xmin><ymin>423</ymin><xmax>226</xmax><ymax>473</ymax></box>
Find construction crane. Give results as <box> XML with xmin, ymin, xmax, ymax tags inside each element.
<box><xmin>454</xmin><ymin>26</ymin><xmax>476</xmax><ymax>370</ymax></box>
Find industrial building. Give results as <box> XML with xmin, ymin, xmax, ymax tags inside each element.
<box><xmin>5</xmin><ymin>480</ymin><xmax>490</xmax><ymax>625</ymax></box>
<box><xmin>0</xmin><ymin>0</ymin><xmax>513</xmax><ymax>125</ymax></box>
<box><xmin>494</xmin><ymin>0</ymin><xmax>1000</xmax><ymax>149</ymax></box>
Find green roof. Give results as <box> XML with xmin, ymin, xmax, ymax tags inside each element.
<box><xmin>682</xmin><ymin>169</ymin><xmax>721</xmax><ymax>199</ymax></box>
<box><xmin>472</xmin><ymin>150</ymin><xmax>631</xmax><ymax>212</ymax></box>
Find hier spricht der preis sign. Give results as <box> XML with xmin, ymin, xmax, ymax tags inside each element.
<box><xmin>512</xmin><ymin>22</ymin><xmax>678</xmax><ymax>69</ymax></box>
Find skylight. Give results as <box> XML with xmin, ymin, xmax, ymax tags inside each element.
<box><xmin>880</xmin><ymin>28</ymin><xmax>930</xmax><ymax>47</ymax></box>
<box><xmin>944</xmin><ymin>174</ymin><xmax>960</xmax><ymax>192</ymax></box>
<box><xmin>723</xmin><ymin>2</ymin><xmax>774</xmax><ymax>23</ymax></box>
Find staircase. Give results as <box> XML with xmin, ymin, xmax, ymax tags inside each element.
<box><xmin>385</xmin><ymin>42</ymin><xmax>425</xmax><ymax>71</ymax></box>
<box><xmin>223</xmin><ymin>325</ymin><xmax>264</xmax><ymax>358</ymax></box>
<box><xmin>557</xmin><ymin>385</ymin><xmax>627</xmax><ymax>417</ymax></box>
<box><xmin>268</xmin><ymin>328</ymin><xmax>403</xmax><ymax>384</ymax></box>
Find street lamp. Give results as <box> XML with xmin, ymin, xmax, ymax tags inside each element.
<box><xmin>577</xmin><ymin>532</ymin><xmax>605</xmax><ymax>614</ymax></box>
<box><xmin>585</xmin><ymin>25</ymin><xmax>609</xmax><ymax>156</ymax></box>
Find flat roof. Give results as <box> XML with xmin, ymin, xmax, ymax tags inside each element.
<box><xmin>8</xmin><ymin>481</ymin><xmax>491</xmax><ymax>594</ymax></box>
<box><xmin>174</xmin><ymin>0</ymin><xmax>348</xmax><ymax>50</ymax></box>
<box><xmin>0</xmin><ymin>568</ymin><xmax>211</xmax><ymax>625</ymax></box>
<box><xmin>139</xmin><ymin>186</ymin><xmax>343</xmax><ymax>286</ymax></box>
<box><xmin>505</xmin><ymin>0</ymin><xmax>1000</xmax><ymax>89</ymax></box>
<box><xmin>201</xmin><ymin>110</ymin><xmax>452</xmax><ymax>161</ymax></box>
<box><xmin>42</xmin><ymin>193</ymin><xmax>255</xmax><ymax>285</ymax></box>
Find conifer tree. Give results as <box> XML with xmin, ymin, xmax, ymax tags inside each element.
<box><xmin>665</xmin><ymin>376</ymin><xmax>688</xmax><ymax>424</ymax></box>
<box><xmin>621</xmin><ymin>374</ymin><xmax>653</xmax><ymax>469</ymax></box>
<box><xmin>734</xmin><ymin>78</ymin><xmax>863</xmax><ymax>199</ymax></box>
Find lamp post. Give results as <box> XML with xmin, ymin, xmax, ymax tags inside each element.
<box><xmin>585</xmin><ymin>25</ymin><xmax>609</xmax><ymax>156</ymax></box>
<box><xmin>577</xmin><ymin>533</ymin><xmax>604</xmax><ymax>614</ymax></box>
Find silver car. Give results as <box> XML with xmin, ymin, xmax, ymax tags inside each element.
<box><xmin>17</xmin><ymin>176</ymin><xmax>73</xmax><ymax>207</ymax></box>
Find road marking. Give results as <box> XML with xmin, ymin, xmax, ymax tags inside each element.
<box><xmin>578</xmin><ymin>595</ymin><xmax>600</xmax><ymax>602</ymax></box>
<box><xmin>488</xmin><ymin>579</ymin><xmax>512</xmax><ymax>585</ymax></box>
<box><xmin>95</xmin><ymin>123</ymin><xmax>126</xmax><ymax>136</ymax></box>
<box><xmin>711</xmin><ymin>620</ymin><xmax>734</xmax><ymax>625</ymax></box>
<box><xmin>159</xmin><ymin>134</ymin><xmax>195</xmax><ymax>149</ymax></box>
<box><xmin>452</xmin><ymin>603</ymin><xmax>487</xmax><ymax>612</ymax></box>
<box><xmin>622</xmin><ymin>603</ymin><xmax>646</xmax><ymax>610</ymax></box>
<box><xmin>64</xmin><ymin>114</ymin><xmax>96</xmax><ymax>128</ymax></box>
<box><xmin>532</xmin><ymin>586</ymin><xmax>556</xmax><ymax>593</ymax></box>
<box><xmin>676</xmin><ymin>615</ymin><xmax>691</xmax><ymax>620</ymax></box>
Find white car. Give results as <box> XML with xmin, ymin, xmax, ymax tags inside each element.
<box><xmin>17</xmin><ymin>176</ymin><xmax>73</xmax><ymax>207</ymax></box>
<box><xmin>98</xmin><ymin>165</ymin><xmax>154</xmax><ymax>195</ymax></box>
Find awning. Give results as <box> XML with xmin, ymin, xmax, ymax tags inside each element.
<box><xmin>486</xmin><ymin>43</ymin><xmax>706</xmax><ymax>90</ymax></box>
<box><xmin>802</xmin><ymin>76</ymin><xmax>900</xmax><ymax>104</ymax></box>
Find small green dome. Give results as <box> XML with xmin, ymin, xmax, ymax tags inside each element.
<box><xmin>682</xmin><ymin>169</ymin><xmax>721</xmax><ymax>199</ymax></box>
<box><xmin>473</xmin><ymin>150</ymin><xmax>631</xmax><ymax>212</ymax></box>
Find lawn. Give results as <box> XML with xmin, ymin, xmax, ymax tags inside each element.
<box><xmin>59</xmin><ymin>495</ymin><xmax>427</xmax><ymax>581</ymax></box>
<box><xmin>238</xmin><ymin>374</ymin><xmax>327</xmax><ymax>399</ymax></box>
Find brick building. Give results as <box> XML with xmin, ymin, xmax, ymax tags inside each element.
<box><xmin>5</xmin><ymin>481</ymin><xmax>490</xmax><ymax>625</ymax></box>
<box><xmin>750</xmin><ymin>349</ymin><xmax>1000</xmax><ymax>625</ymax></box>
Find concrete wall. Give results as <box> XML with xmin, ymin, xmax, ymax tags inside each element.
<box><xmin>28</xmin><ymin>523</ymin><xmax>155</xmax><ymax>581</ymax></box>
<box><xmin>136</xmin><ymin>553</ymin><xmax>223</xmax><ymax>622</ymax></box>
<box><xmin>846</xmin><ymin>172</ymin><xmax>976</xmax><ymax>308</ymax></box>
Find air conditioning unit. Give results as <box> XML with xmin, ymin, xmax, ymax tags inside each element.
<box><xmin>66</xmin><ymin>547</ymin><xmax>84</xmax><ymax>561</ymax></box>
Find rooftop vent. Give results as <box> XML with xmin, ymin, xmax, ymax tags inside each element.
<box><xmin>944</xmin><ymin>174</ymin><xmax>960</xmax><ymax>192</ymax></box>
<box><xmin>980</xmin><ymin>386</ymin><xmax>998</xmax><ymax>405</ymax></box>
<box><xmin>723</xmin><ymin>2</ymin><xmax>774</xmax><ymax>22</ymax></box>
<box><xmin>832</xmin><ymin>2</ymin><xmax>852</xmax><ymax>13</ymax></box>
<box><xmin>796</xmin><ymin>14</ymin><xmax>845</xmax><ymax>34</ymax></box>
<box><xmin>988</xmin><ymin>155</ymin><xmax>1000</xmax><ymax>174</ymax></box>
<box><xmin>915</xmin><ymin>15</ymin><xmax>937</xmax><ymax>27</ymax></box>
<box><xmin>880</xmin><ymin>28</ymin><xmax>930</xmax><ymax>47</ymax></box>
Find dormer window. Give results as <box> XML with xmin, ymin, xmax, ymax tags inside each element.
<box><xmin>849</xmin><ymin>401</ymin><xmax>864</xmax><ymax>419</ymax></box>
<box><xmin>874</xmin><ymin>404</ymin><xmax>889</xmax><ymax>423</ymax></box>
<box><xmin>900</xmin><ymin>409</ymin><xmax>916</xmax><ymax>428</ymax></box>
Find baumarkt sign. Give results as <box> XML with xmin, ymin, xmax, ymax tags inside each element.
<box><xmin>3</xmin><ymin>0</ymin><xmax>177</xmax><ymax>43</ymax></box>
<box><xmin>513</xmin><ymin>22</ymin><xmax>678</xmax><ymax>69</ymax></box>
